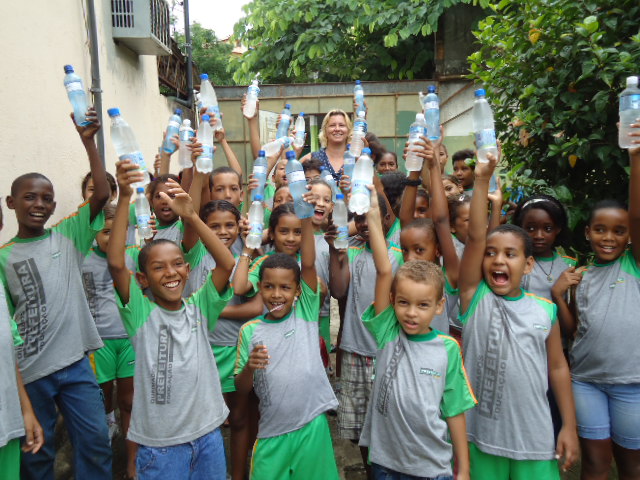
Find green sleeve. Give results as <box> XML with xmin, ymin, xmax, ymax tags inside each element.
<box><xmin>189</xmin><ymin>272</ymin><xmax>233</xmax><ymax>331</ymax></box>
<box><xmin>458</xmin><ymin>280</ymin><xmax>491</xmax><ymax>325</ymax></box>
<box><xmin>125</xmin><ymin>246</ymin><xmax>140</xmax><ymax>272</ymax></box>
<box><xmin>115</xmin><ymin>275</ymin><xmax>155</xmax><ymax>338</ymax></box>
<box><xmin>443</xmin><ymin>268</ymin><xmax>459</xmax><ymax>295</ymax></box>
<box><xmin>297</xmin><ymin>279</ymin><xmax>321</xmax><ymax>322</ymax></box>
<box><xmin>621</xmin><ymin>248</ymin><xmax>640</xmax><ymax>278</ymax></box>
<box><xmin>389</xmin><ymin>243</ymin><xmax>404</xmax><ymax>266</ymax></box>
<box><xmin>361</xmin><ymin>304</ymin><xmax>401</xmax><ymax>350</ymax></box>
<box><xmin>263</xmin><ymin>183</ymin><xmax>275</xmax><ymax>203</ymax></box>
<box><xmin>0</xmin><ymin>265</ymin><xmax>15</xmax><ymax>317</ymax></box>
<box><xmin>247</xmin><ymin>255</ymin><xmax>268</xmax><ymax>297</ymax></box>
<box><xmin>129</xmin><ymin>202</ymin><xmax>137</xmax><ymax>227</ymax></box>
<box><xmin>11</xmin><ymin>318</ymin><xmax>23</xmax><ymax>347</ymax></box>
<box><xmin>51</xmin><ymin>201</ymin><xmax>105</xmax><ymax>256</ymax></box>
<box><xmin>234</xmin><ymin>319</ymin><xmax>260</xmax><ymax>375</ymax></box>
<box><xmin>530</xmin><ymin>295</ymin><xmax>558</xmax><ymax>326</ymax></box>
<box><xmin>184</xmin><ymin>240</ymin><xmax>207</xmax><ymax>269</ymax></box>
<box><xmin>440</xmin><ymin>335</ymin><xmax>477</xmax><ymax>418</ymax></box>
<box><xmin>263</xmin><ymin>207</ymin><xmax>272</xmax><ymax>227</ymax></box>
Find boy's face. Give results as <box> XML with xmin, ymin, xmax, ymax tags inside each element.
<box><xmin>304</xmin><ymin>169</ymin><xmax>321</xmax><ymax>183</ymax></box>
<box><xmin>392</xmin><ymin>278</ymin><xmax>444</xmax><ymax>336</ymax></box>
<box><xmin>151</xmin><ymin>183</ymin><xmax>178</xmax><ymax>225</ymax></box>
<box><xmin>376</xmin><ymin>153</ymin><xmax>397</xmax><ymax>174</ymax></box>
<box><xmin>96</xmin><ymin>219</ymin><xmax>113</xmax><ymax>252</ymax></box>
<box><xmin>414</xmin><ymin>195</ymin><xmax>430</xmax><ymax>219</ymax></box>
<box><xmin>259</xmin><ymin>267</ymin><xmax>301</xmax><ymax>320</ymax></box>
<box><xmin>452</xmin><ymin>203</ymin><xmax>470</xmax><ymax>243</ymax></box>
<box><xmin>310</xmin><ymin>184</ymin><xmax>333</xmax><ymax>228</ymax></box>
<box><xmin>453</xmin><ymin>161</ymin><xmax>474</xmax><ymax>189</ymax></box>
<box><xmin>211</xmin><ymin>172</ymin><xmax>243</xmax><ymax>207</ymax></box>
<box><xmin>442</xmin><ymin>179</ymin><xmax>463</xmax><ymax>199</ymax></box>
<box><xmin>136</xmin><ymin>242</ymin><xmax>190</xmax><ymax>310</ymax></box>
<box><xmin>482</xmin><ymin>232</ymin><xmax>534</xmax><ymax>297</ymax></box>
<box><xmin>272</xmin><ymin>161</ymin><xmax>288</xmax><ymax>188</ymax></box>
<box><xmin>84</xmin><ymin>177</ymin><xmax>116</xmax><ymax>202</ymax></box>
<box><xmin>273</xmin><ymin>187</ymin><xmax>293</xmax><ymax>209</ymax></box>
<box><xmin>205</xmin><ymin>210</ymin><xmax>239</xmax><ymax>249</ymax></box>
<box><xmin>354</xmin><ymin>214</ymin><xmax>370</xmax><ymax>242</ymax></box>
<box><xmin>586</xmin><ymin>208</ymin><xmax>629</xmax><ymax>263</ymax></box>
<box><xmin>400</xmin><ymin>227</ymin><xmax>438</xmax><ymax>263</ymax></box>
<box><xmin>7</xmin><ymin>178</ymin><xmax>56</xmax><ymax>236</ymax></box>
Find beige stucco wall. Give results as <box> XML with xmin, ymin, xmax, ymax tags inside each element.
<box><xmin>0</xmin><ymin>0</ymin><xmax>177</xmax><ymax>243</ymax></box>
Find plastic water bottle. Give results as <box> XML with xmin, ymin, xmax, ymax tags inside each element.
<box><xmin>196</xmin><ymin>114</ymin><xmax>214</xmax><ymax>173</ymax></box>
<box><xmin>343</xmin><ymin>146</ymin><xmax>356</xmax><ymax>180</ymax></box>
<box><xmin>199</xmin><ymin>74</ymin><xmax>223</xmax><ymax>131</ymax></box>
<box><xmin>333</xmin><ymin>193</ymin><xmax>349</xmax><ymax>249</ymax></box>
<box><xmin>405</xmin><ymin>114</ymin><xmax>428</xmax><ymax>172</ymax></box>
<box><xmin>293</xmin><ymin>113</ymin><xmax>306</xmax><ymax>148</ymax></box>
<box><xmin>246</xmin><ymin>195</ymin><xmax>264</xmax><ymax>249</ymax></box>
<box><xmin>178</xmin><ymin>119</ymin><xmax>195</xmax><ymax>169</ymax></box>
<box><xmin>251</xmin><ymin>150</ymin><xmax>268</xmax><ymax>202</ymax></box>
<box><xmin>285</xmin><ymin>151</ymin><xmax>313</xmax><ymax>219</ymax></box>
<box><xmin>422</xmin><ymin>86</ymin><xmax>440</xmax><ymax>141</ymax></box>
<box><xmin>349</xmin><ymin>117</ymin><xmax>366</xmax><ymax>158</ymax></box>
<box><xmin>473</xmin><ymin>89</ymin><xmax>498</xmax><ymax>163</ymax></box>
<box><xmin>162</xmin><ymin>108</ymin><xmax>183</xmax><ymax>153</ymax></box>
<box><xmin>354</xmin><ymin>80</ymin><xmax>366</xmax><ymax>116</ymax></box>
<box><xmin>353</xmin><ymin>111</ymin><xmax>367</xmax><ymax>134</ymax></box>
<box><xmin>107</xmin><ymin>108</ymin><xmax>150</xmax><ymax>187</ymax></box>
<box><xmin>276</xmin><ymin>104</ymin><xmax>292</xmax><ymax>139</ymax></box>
<box><xmin>261</xmin><ymin>137</ymin><xmax>292</xmax><ymax>157</ymax></box>
<box><xmin>320</xmin><ymin>167</ymin><xmax>338</xmax><ymax>202</ymax></box>
<box><xmin>349</xmin><ymin>148</ymin><xmax>374</xmax><ymax>215</ymax></box>
<box><xmin>619</xmin><ymin>76</ymin><xmax>640</xmax><ymax>149</ymax></box>
<box><xmin>243</xmin><ymin>79</ymin><xmax>260</xmax><ymax>118</ymax></box>
<box><xmin>135</xmin><ymin>187</ymin><xmax>153</xmax><ymax>239</ymax></box>
<box><xmin>63</xmin><ymin>65</ymin><xmax>90</xmax><ymax>126</ymax></box>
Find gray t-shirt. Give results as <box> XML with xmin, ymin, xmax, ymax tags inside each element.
<box><xmin>154</xmin><ymin>220</ymin><xmax>184</xmax><ymax>245</ymax></box>
<box><xmin>235</xmin><ymin>280</ymin><xmax>338</xmax><ymax>438</ymax></box>
<box><xmin>340</xmin><ymin>243</ymin><xmax>403</xmax><ymax>357</ymax></box>
<box><xmin>82</xmin><ymin>247</ymin><xmax>139</xmax><ymax>339</ymax></box>
<box><xmin>116</xmin><ymin>273</ymin><xmax>232</xmax><ymax>447</ymax></box>
<box><xmin>0</xmin><ymin>202</ymin><xmax>105</xmax><ymax>384</ymax></box>
<box><xmin>521</xmin><ymin>251</ymin><xmax>576</xmax><ymax>301</ymax></box>
<box><xmin>460</xmin><ymin>281</ymin><xmax>557</xmax><ymax>460</ymax></box>
<box><xmin>0</xmin><ymin>289</ymin><xmax>24</xmax><ymax>448</ymax></box>
<box><xmin>572</xmin><ymin>250</ymin><xmax>640</xmax><ymax>384</ymax></box>
<box><xmin>359</xmin><ymin>304</ymin><xmax>476</xmax><ymax>477</ymax></box>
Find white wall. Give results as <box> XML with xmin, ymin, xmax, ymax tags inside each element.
<box><xmin>0</xmin><ymin>0</ymin><xmax>176</xmax><ymax>243</ymax></box>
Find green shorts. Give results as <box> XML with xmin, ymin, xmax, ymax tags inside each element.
<box><xmin>469</xmin><ymin>443</ymin><xmax>560</xmax><ymax>480</ymax></box>
<box><xmin>0</xmin><ymin>438</ymin><xmax>20</xmax><ymax>480</ymax></box>
<box><xmin>92</xmin><ymin>338</ymin><xmax>135</xmax><ymax>384</ymax></box>
<box><xmin>212</xmin><ymin>345</ymin><xmax>237</xmax><ymax>393</ymax></box>
<box><xmin>250</xmin><ymin>414</ymin><xmax>339</xmax><ymax>480</ymax></box>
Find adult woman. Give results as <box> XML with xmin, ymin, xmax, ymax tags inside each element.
<box><xmin>301</xmin><ymin>109</ymin><xmax>352</xmax><ymax>181</ymax></box>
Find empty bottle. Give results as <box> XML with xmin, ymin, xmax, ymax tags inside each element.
<box><xmin>135</xmin><ymin>187</ymin><xmax>153</xmax><ymax>239</ymax></box>
<box><xmin>261</xmin><ymin>136</ymin><xmax>292</xmax><ymax>157</ymax></box>
<box><xmin>196</xmin><ymin>114</ymin><xmax>214</xmax><ymax>173</ymax></box>
<box><xmin>285</xmin><ymin>151</ymin><xmax>313</xmax><ymax>219</ymax></box>
<box><xmin>251</xmin><ymin>150</ymin><xmax>268</xmax><ymax>202</ymax></box>
<box><xmin>243</xmin><ymin>79</ymin><xmax>260</xmax><ymax>118</ymax></box>
<box><xmin>162</xmin><ymin>108</ymin><xmax>183</xmax><ymax>153</ymax></box>
<box><xmin>64</xmin><ymin>65</ymin><xmax>90</xmax><ymax>126</ymax></box>
<box><xmin>107</xmin><ymin>108</ymin><xmax>150</xmax><ymax>187</ymax></box>
<box><xmin>343</xmin><ymin>146</ymin><xmax>356</xmax><ymax>180</ymax></box>
<box><xmin>349</xmin><ymin>148</ymin><xmax>374</xmax><ymax>215</ymax></box>
<box><xmin>619</xmin><ymin>76</ymin><xmax>640</xmax><ymax>149</ymax></box>
<box><xmin>422</xmin><ymin>86</ymin><xmax>440</xmax><ymax>141</ymax></box>
<box><xmin>333</xmin><ymin>193</ymin><xmax>349</xmax><ymax>249</ymax></box>
<box><xmin>178</xmin><ymin>119</ymin><xmax>195</xmax><ymax>169</ymax></box>
<box><xmin>473</xmin><ymin>89</ymin><xmax>498</xmax><ymax>163</ymax></box>
<box><xmin>354</xmin><ymin>80</ymin><xmax>366</xmax><ymax>116</ymax></box>
<box><xmin>320</xmin><ymin>167</ymin><xmax>338</xmax><ymax>202</ymax></box>
<box><xmin>353</xmin><ymin>111</ymin><xmax>368</xmax><ymax>134</ymax></box>
<box><xmin>246</xmin><ymin>195</ymin><xmax>264</xmax><ymax>249</ymax></box>
<box><xmin>199</xmin><ymin>74</ymin><xmax>223</xmax><ymax>131</ymax></box>
<box><xmin>349</xmin><ymin>116</ymin><xmax>366</xmax><ymax>158</ymax></box>
<box><xmin>405</xmin><ymin>114</ymin><xmax>428</xmax><ymax>172</ymax></box>
<box><xmin>276</xmin><ymin>104</ymin><xmax>292</xmax><ymax>139</ymax></box>
<box><xmin>293</xmin><ymin>113</ymin><xmax>306</xmax><ymax>148</ymax></box>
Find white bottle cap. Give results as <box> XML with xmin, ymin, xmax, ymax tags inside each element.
<box><xmin>182</xmin><ymin>119</ymin><xmax>191</xmax><ymax>126</ymax></box>
<box><xmin>627</xmin><ymin>76</ymin><xmax>638</xmax><ymax>87</ymax></box>
<box><xmin>416</xmin><ymin>113</ymin><xmax>425</xmax><ymax>121</ymax></box>
<box><xmin>358</xmin><ymin>111</ymin><xmax>366</xmax><ymax>118</ymax></box>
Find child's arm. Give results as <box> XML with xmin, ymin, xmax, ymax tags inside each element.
<box><xmin>551</xmin><ymin>267</ymin><xmax>583</xmax><ymax>337</ymax></box>
<box><xmin>446</xmin><ymin>414</ymin><xmax>470</xmax><ymax>480</ymax></box>
<box><xmin>16</xmin><ymin>367</ymin><xmax>43</xmax><ymax>454</ymax></box>
<box><xmin>182</xmin><ymin>170</ymin><xmax>207</xmax><ymax>252</ymax></box>
<box><xmin>220</xmin><ymin>294</ymin><xmax>264</xmax><ymax>320</ymax></box>
<box><xmin>300</xmin><ymin>193</ymin><xmax>318</xmax><ymax>291</ymax></box>
<box><xmin>215</xmin><ymin>127</ymin><xmax>243</xmax><ymax>179</ymax></box>
<box><xmin>233</xmin><ymin>247</ymin><xmax>256</xmax><ymax>296</ymax></box>
<box><xmin>629</xmin><ymin>126</ymin><xmax>640</xmax><ymax>265</ymax></box>
<box><xmin>398</xmin><ymin>170</ymin><xmax>421</xmax><ymax>228</ymax></box>
<box><xmin>367</xmin><ymin>187</ymin><xmax>393</xmax><ymax>314</ymax></box>
<box><xmin>547</xmin><ymin>323</ymin><xmax>579</xmax><ymax>473</ymax></box>
<box><xmin>235</xmin><ymin>345</ymin><xmax>269</xmax><ymax>395</ymax></box>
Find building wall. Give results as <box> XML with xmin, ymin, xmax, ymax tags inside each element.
<box><xmin>0</xmin><ymin>0</ymin><xmax>177</xmax><ymax>243</ymax></box>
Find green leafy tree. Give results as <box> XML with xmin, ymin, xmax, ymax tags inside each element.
<box><xmin>469</xmin><ymin>0</ymin><xmax>640</xmax><ymax>240</ymax></box>
<box><xmin>175</xmin><ymin>23</ymin><xmax>234</xmax><ymax>85</ymax></box>
<box><xmin>231</xmin><ymin>0</ymin><xmax>489</xmax><ymax>84</ymax></box>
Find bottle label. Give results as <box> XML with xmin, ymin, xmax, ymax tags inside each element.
<box><xmin>287</xmin><ymin>170</ymin><xmax>305</xmax><ymax>183</ymax></box>
<box><xmin>168</xmin><ymin>121</ymin><xmax>180</xmax><ymax>129</ymax></box>
<box><xmin>409</xmin><ymin>125</ymin><xmax>428</xmax><ymax>135</ymax></box>
<box><xmin>475</xmin><ymin>129</ymin><xmax>497</xmax><ymax>148</ymax></box>
<box><xmin>200</xmin><ymin>145</ymin><xmax>214</xmax><ymax>159</ymax></box>
<box><xmin>622</xmin><ymin>94</ymin><xmax>640</xmax><ymax>110</ymax></box>
<box><xmin>180</xmin><ymin>130</ymin><xmax>195</xmax><ymax>142</ymax></box>
<box><xmin>137</xmin><ymin>214</ymin><xmax>150</xmax><ymax>227</ymax></box>
<box><xmin>253</xmin><ymin>165</ymin><xmax>267</xmax><ymax>175</ymax></box>
<box><xmin>337</xmin><ymin>225</ymin><xmax>349</xmax><ymax>242</ymax></box>
<box><xmin>250</xmin><ymin>222</ymin><xmax>264</xmax><ymax>236</ymax></box>
<box><xmin>65</xmin><ymin>81</ymin><xmax>83</xmax><ymax>93</ymax></box>
<box><xmin>352</xmin><ymin>179</ymin><xmax>369</xmax><ymax>196</ymax></box>
<box><xmin>119</xmin><ymin>152</ymin><xmax>147</xmax><ymax>171</ymax></box>
<box><xmin>248</xmin><ymin>86</ymin><xmax>260</xmax><ymax>95</ymax></box>
<box><xmin>424</xmin><ymin>101</ymin><xmax>439</xmax><ymax>110</ymax></box>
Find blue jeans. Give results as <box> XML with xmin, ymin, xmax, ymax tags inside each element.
<box><xmin>137</xmin><ymin>428</ymin><xmax>226</xmax><ymax>480</ymax></box>
<box><xmin>372</xmin><ymin>463</ymin><xmax>453</xmax><ymax>480</ymax></box>
<box><xmin>21</xmin><ymin>357</ymin><xmax>111</xmax><ymax>480</ymax></box>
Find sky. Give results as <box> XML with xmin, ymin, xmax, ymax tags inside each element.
<box><xmin>172</xmin><ymin>0</ymin><xmax>251</xmax><ymax>39</ymax></box>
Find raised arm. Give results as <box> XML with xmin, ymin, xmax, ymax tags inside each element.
<box><xmin>300</xmin><ymin>193</ymin><xmax>318</xmax><ymax>291</ymax></box>
<box><xmin>367</xmin><ymin>187</ymin><xmax>392</xmax><ymax>313</ymax></box>
<box><xmin>629</xmin><ymin>124</ymin><xmax>640</xmax><ymax>265</ymax></box>
<box><xmin>182</xmin><ymin>170</ymin><xmax>207</xmax><ymax>252</ymax></box>
<box><xmin>215</xmin><ymin>127</ymin><xmax>243</xmax><ymax>178</ymax></box>
<box><xmin>399</xmin><ymin>170</ymin><xmax>421</xmax><ymax>228</ymax></box>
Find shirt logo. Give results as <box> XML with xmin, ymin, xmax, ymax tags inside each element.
<box><xmin>419</xmin><ymin>367</ymin><xmax>441</xmax><ymax>378</ymax></box>
<box><xmin>151</xmin><ymin>326</ymin><xmax>174</xmax><ymax>405</ymax></box>
<box><xmin>533</xmin><ymin>323</ymin><xmax>548</xmax><ymax>331</ymax></box>
<box><xmin>51</xmin><ymin>251</ymin><xmax>61</xmax><ymax>259</ymax></box>
<box><xmin>13</xmin><ymin>259</ymin><xmax>47</xmax><ymax>359</ymax></box>
<box><xmin>284</xmin><ymin>329</ymin><xmax>295</xmax><ymax>338</ymax></box>
<box><xmin>609</xmin><ymin>278</ymin><xmax>624</xmax><ymax>289</ymax></box>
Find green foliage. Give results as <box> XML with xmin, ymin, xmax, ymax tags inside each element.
<box><xmin>469</xmin><ymin>0</ymin><xmax>640</xmax><ymax>245</ymax></box>
<box><xmin>175</xmin><ymin>23</ymin><xmax>234</xmax><ymax>85</ymax></box>
<box><xmin>231</xmin><ymin>0</ymin><xmax>490</xmax><ymax>84</ymax></box>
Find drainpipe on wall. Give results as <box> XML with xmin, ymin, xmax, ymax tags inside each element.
<box><xmin>168</xmin><ymin>0</ymin><xmax>194</xmax><ymax>110</ymax></box>
<box><xmin>87</xmin><ymin>0</ymin><xmax>105</xmax><ymax>165</ymax></box>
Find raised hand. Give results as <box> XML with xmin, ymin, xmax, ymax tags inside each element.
<box><xmin>158</xmin><ymin>179</ymin><xmax>195</xmax><ymax>219</ymax></box>
<box><xmin>73</xmin><ymin>106</ymin><xmax>101</xmax><ymax>141</ymax></box>
<box><xmin>115</xmin><ymin>159</ymin><xmax>145</xmax><ymax>198</ymax></box>
<box><xmin>248</xmin><ymin>344</ymin><xmax>270</xmax><ymax>371</ymax></box>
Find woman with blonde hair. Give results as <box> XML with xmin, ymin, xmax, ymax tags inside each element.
<box><xmin>301</xmin><ymin>109</ymin><xmax>352</xmax><ymax>181</ymax></box>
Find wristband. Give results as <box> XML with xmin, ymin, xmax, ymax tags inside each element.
<box><xmin>241</xmin><ymin>252</ymin><xmax>252</xmax><ymax>261</ymax></box>
<box><xmin>405</xmin><ymin>178</ymin><xmax>422</xmax><ymax>187</ymax></box>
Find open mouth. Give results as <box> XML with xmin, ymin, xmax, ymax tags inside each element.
<box><xmin>313</xmin><ymin>209</ymin><xmax>325</xmax><ymax>220</ymax></box>
<box><xmin>29</xmin><ymin>212</ymin><xmax>46</xmax><ymax>220</ymax></box>
<box><xmin>269</xmin><ymin>302</ymin><xmax>285</xmax><ymax>313</ymax></box>
<box><xmin>599</xmin><ymin>245</ymin><xmax>616</xmax><ymax>254</ymax></box>
<box><xmin>163</xmin><ymin>280</ymin><xmax>180</xmax><ymax>289</ymax></box>
<box><xmin>491</xmin><ymin>270</ymin><xmax>509</xmax><ymax>286</ymax></box>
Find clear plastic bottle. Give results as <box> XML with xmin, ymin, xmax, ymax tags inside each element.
<box><xmin>135</xmin><ymin>187</ymin><xmax>153</xmax><ymax>239</ymax></box>
<box><xmin>353</xmin><ymin>111</ymin><xmax>368</xmax><ymax>134</ymax></box>
<box><xmin>196</xmin><ymin>114</ymin><xmax>214</xmax><ymax>173</ymax></box>
<box><xmin>349</xmin><ymin>117</ymin><xmax>366</xmax><ymax>158</ymax></box>
<box><xmin>162</xmin><ymin>108</ymin><xmax>183</xmax><ymax>153</ymax></box>
<box><xmin>473</xmin><ymin>89</ymin><xmax>498</xmax><ymax>163</ymax></box>
<box><xmin>333</xmin><ymin>193</ymin><xmax>349</xmax><ymax>249</ymax></box>
<box><xmin>405</xmin><ymin>113</ymin><xmax>428</xmax><ymax>172</ymax></box>
<box><xmin>276</xmin><ymin>104</ymin><xmax>292</xmax><ymax>139</ymax></box>
<box><xmin>320</xmin><ymin>167</ymin><xmax>338</xmax><ymax>202</ymax></box>
<box><xmin>349</xmin><ymin>148</ymin><xmax>374</xmax><ymax>215</ymax></box>
<box><xmin>178</xmin><ymin>119</ymin><xmax>195</xmax><ymax>169</ymax></box>
<box><xmin>243</xmin><ymin>79</ymin><xmax>260</xmax><ymax>118</ymax></box>
<box><xmin>261</xmin><ymin>136</ymin><xmax>292</xmax><ymax>157</ymax></box>
<box><xmin>199</xmin><ymin>74</ymin><xmax>223</xmax><ymax>131</ymax></box>
<box><xmin>285</xmin><ymin>150</ymin><xmax>313</xmax><ymax>219</ymax></box>
<box><xmin>619</xmin><ymin>76</ymin><xmax>640</xmax><ymax>149</ymax></box>
<box><xmin>354</xmin><ymin>80</ymin><xmax>366</xmax><ymax>116</ymax></box>
<box><xmin>63</xmin><ymin>65</ymin><xmax>90</xmax><ymax>126</ymax></box>
<box><xmin>343</xmin><ymin>146</ymin><xmax>356</xmax><ymax>180</ymax></box>
<box><xmin>422</xmin><ymin>85</ymin><xmax>440</xmax><ymax>141</ymax></box>
<box><xmin>107</xmin><ymin>108</ymin><xmax>150</xmax><ymax>187</ymax></box>
<box><xmin>293</xmin><ymin>113</ymin><xmax>306</xmax><ymax>148</ymax></box>
<box><xmin>251</xmin><ymin>150</ymin><xmax>268</xmax><ymax>202</ymax></box>
<box><xmin>246</xmin><ymin>195</ymin><xmax>264</xmax><ymax>249</ymax></box>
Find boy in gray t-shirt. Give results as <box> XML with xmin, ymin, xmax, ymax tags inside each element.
<box><xmin>108</xmin><ymin>162</ymin><xmax>236</xmax><ymax>479</ymax></box>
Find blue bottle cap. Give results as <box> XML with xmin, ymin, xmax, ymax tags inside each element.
<box><xmin>336</xmin><ymin>193</ymin><xmax>345</xmax><ymax>200</ymax></box>
<box><xmin>174</xmin><ymin>108</ymin><xmax>183</xmax><ymax>115</ymax></box>
<box><xmin>355</xmin><ymin>80</ymin><xmax>361</xmax><ymax>85</ymax></box>
<box><xmin>200</xmin><ymin>73</ymin><xmax>209</xmax><ymax>80</ymax></box>
<box><xmin>202</xmin><ymin>114</ymin><xmax>210</xmax><ymax>122</ymax></box>
<box><xmin>258</xmin><ymin>150</ymin><xmax>266</xmax><ymax>156</ymax></box>
<box><xmin>428</xmin><ymin>85</ymin><xmax>437</xmax><ymax>93</ymax></box>
<box><xmin>285</xmin><ymin>151</ymin><xmax>296</xmax><ymax>159</ymax></box>
<box><xmin>285</xmin><ymin>103</ymin><xmax>291</xmax><ymax>109</ymax></box>
<box><xmin>346</xmin><ymin>144</ymin><xmax>351</xmax><ymax>149</ymax></box>
<box><xmin>362</xmin><ymin>148</ymin><xmax>372</xmax><ymax>155</ymax></box>
<box><xmin>136</xmin><ymin>187</ymin><xmax>145</xmax><ymax>193</ymax></box>
<box><xmin>474</xmin><ymin>88</ymin><xmax>486</xmax><ymax>97</ymax></box>
<box><xmin>254</xmin><ymin>194</ymin><xmax>264</xmax><ymax>202</ymax></box>
<box><xmin>107</xmin><ymin>108</ymin><xmax>120</xmax><ymax>117</ymax></box>
<box><xmin>299</xmin><ymin>112</ymin><xmax>304</xmax><ymax>116</ymax></box>
<box><xmin>64</xmin><ymin>65</ymin><xmax>74</xmax><ymax>73</ymax></box>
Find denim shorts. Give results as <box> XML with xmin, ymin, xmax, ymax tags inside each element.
<box><xmin>572</xmin><ymin>380</ymin><xmax>640</xmax><ymax>449</ymax></box>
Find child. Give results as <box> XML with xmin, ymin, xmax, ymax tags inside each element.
<box><xmin>376</xmin><ymin>151</ymin><xmax>398</xmax><ymax>174</ymax></box>
<box><xmin>108</xmin><ymin>160</ymin><xmax>235</xmax><ymax>479</ymax></box>
<box><xmin>148</xmin><ymin>173</ymin><xmax>184</xmax><ymax>244</ymax></box>
<box><xmin>81</xmin><ymin>171</ymin><xmax>118</xmax><ymax>203</ymax></box>
<box><xmin>235</xmin><ymin>193</ymin><xmax>339</xmax><ymax>479</ymax></box>
<box><xmin>452</xmin><ymin>149</ymin><xmax>475</xmax><ymax>196</ymax></box>
<box><xmin>449</xmin><ymin>194</ymin><xmax>471</xmax><ymax>258</ymax></box>
<box><xmin>211</xmin><ymin>166</ymin><xmax>244</xmax><ymax>209</ymax></box>
<box><xmin>1</xmin><ymin>108</ymin><xmax>112</xmax><ymax>478</ymax></box>
<box><xmin>303</xmin><ymin>158</ymin><xmax>324</xmax><ymax>182</ymax></box>
<box><xmin>360</xmin><ymin>186</ymin><xmax>476</xmax><ymax>480</ymax></box>
<box><xmin>442</xmin><ymin>174</ymin><xmax>463</xmax><ymax>200</ymax></box>
<box><xmin>457</xmin><ymin>153</ymin><xmax>578</xmax><ymax>479</ymax></box>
